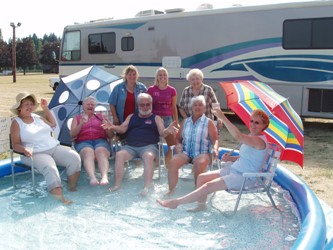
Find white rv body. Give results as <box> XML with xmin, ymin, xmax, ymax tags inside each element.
<box><xmin>58</xmin><ymin>1</ymin><xmax>333</xmax><ymax>118</ymax></box>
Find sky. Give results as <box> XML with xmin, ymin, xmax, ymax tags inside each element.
<box><xmin>1</xmin><ymin>0</ymin><xmax>310</xmax><ymax>42</ymax></box>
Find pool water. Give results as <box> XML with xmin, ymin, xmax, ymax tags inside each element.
<box><xmin>0</xmin><ymin>165</ymin><xmax>300</xmax><ymax>249</ymax></box>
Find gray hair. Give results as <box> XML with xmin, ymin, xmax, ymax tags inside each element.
<box><xmin>191</xmin><ymin>95</ymin><xmax>206</xmax><ymax>107</ymax></box>
<box><xmin>83</xmin><ymin>96</ymin><xmax>96</xmax><ymax>105</ymax></box>
<box><xmin>137</xmin><ymin>93</ymin><xmax>152</xmax><ymax>103</ymax></box>
<box><xmin>186</xmin><ymin>68</ymin><xmax>204</xmax><ymax>81</ymax></box>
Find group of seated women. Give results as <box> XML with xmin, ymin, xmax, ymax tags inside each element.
<box><xmin>10</xmin><ymin>65</ymin><xmax>270</xmax><ymax>211</ymax></box>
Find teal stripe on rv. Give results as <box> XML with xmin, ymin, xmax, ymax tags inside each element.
<box><xmin>182</xmin><ymin>38</ymin><xmax>281</xmax><ymax>68</ymax></box>
<box><xmin>101</xmin><ymin>22</ymin><xmax>146</xmax><ymax>30</ymax></box>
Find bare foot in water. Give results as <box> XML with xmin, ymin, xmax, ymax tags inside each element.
<box><xmin>139</xmin><ymin>187</ymin><xmax>149</xmax><ymax>197</ymax></box>
<box><xmin>166</xmin><ymin>189</ymin><xmax>175</xmax><ymax>196</ymax></box>
<box><xmin>62</xmin><ymin>198</ymin><xmax>73</xmax><ymax>205</ymax></box>
<box><xmin>89</xmin><ymin>177</ymin><xmax>99</xmax><ymax>186</ymax></box>
<box><xmin>156</xmin><ymin>199</ymin><xmax>179</xmax><ymax>209</ymax></box>
<box><xmin>186</xmin><ymin>203</ymin><xmax>206</xmax><ymax>212</ymax></box>
<box><xmin>100</xmin><ymin>176</ymin><xmax>109</xmax><ymax>186</ymax></box>
<box><xmin>109</xmin><ymin>186</ymin><xmax>120</xmax><ymax>192</ymax></box>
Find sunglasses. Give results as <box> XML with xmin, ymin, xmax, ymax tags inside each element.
<box><xmin>250</xmin><ymin>119</ymin><xmax>261</xmax><ymax>125</ymax></box>
<box><xmin>139</xmin><ymin>103</ymin><xmax>151</xmax><ymax>107</ymax></box>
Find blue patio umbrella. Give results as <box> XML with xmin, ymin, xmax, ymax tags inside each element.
<box><xmin>48</xmin><ymin>65</ymin><xmax>122</xmax><ymax>145</ymax></box>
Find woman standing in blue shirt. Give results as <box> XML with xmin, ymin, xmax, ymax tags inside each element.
<box><xmin>108</xmin><ymin>65</ymin><xmax>147</xmax><ymax>126</ymax></box>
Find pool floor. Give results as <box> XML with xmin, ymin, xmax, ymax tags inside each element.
<box><xmin>0</xmin><ymin>165</ymin><xmax>300</xmax><ymax>249</ymax></box>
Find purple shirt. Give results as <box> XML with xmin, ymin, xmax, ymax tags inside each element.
<box><xmin>147</xmin><ymin>85</ymin><xmax>176</xmax><ymax>116</ymax></box>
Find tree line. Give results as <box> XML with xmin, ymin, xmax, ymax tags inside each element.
<box><xmin>0</xmin><ymin>31</ymin><xmax>60</xmax><ymax>74</ymax></box>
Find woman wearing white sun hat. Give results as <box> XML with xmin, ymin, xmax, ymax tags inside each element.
<box><xmin>10</xmin><ymin>92</ymin><xmax>81</xmax><ymax>204</ymax></box>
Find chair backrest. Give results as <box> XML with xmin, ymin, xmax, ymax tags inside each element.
<box><xmin>261</xmin><ymin>142</ymin><xmax>282</xmax><ymax>184</ymax></box>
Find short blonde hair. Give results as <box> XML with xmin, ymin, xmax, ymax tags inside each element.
<box><xmin>186</xmin><ymin>68</ymin><xmax>204</xmax><ymax>81</ymax></box>
<box><xmin>252</xmin><ymin>109</ymin><xmax>270</xmax><ymax>130</ymax></box>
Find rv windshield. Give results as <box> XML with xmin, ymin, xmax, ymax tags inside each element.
<box><xmin>61</xmin><ymin>31</ymin><xmax>81</xmax><ymax>61</ymax></box>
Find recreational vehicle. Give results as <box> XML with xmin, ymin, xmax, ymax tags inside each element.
<box><xmin>57</xmin><ymin>1</ymin><xmax>333</xmax><ymax>118</ymax></box>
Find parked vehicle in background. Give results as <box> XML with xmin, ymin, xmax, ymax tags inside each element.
<box><xmin>54</xmin><ymin>1</ymin><xmax>333</xmax><ymax>118</ymax></box>
<box><xmin>0</xmin><ymin>70</ymin><xmax>12</xmax><ymax>76</ymax></box>
<box><xmin>49</xmin><ymin>77</ymin><xmax>60</xmax><ymax>91</ymax></box>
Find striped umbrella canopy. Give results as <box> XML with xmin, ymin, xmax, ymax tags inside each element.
<box><xmin>220</xmin><ymin>80</ymin><xmax>304</xmax><ymax>167</ymax></box>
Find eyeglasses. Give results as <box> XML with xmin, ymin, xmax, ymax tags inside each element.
<box><xmin>139</xmin><ymin>103</ymin><xmax>151</xmax><ymax>107</ymax></box>
<box><xmin>250</xmin><ymin>119</ymin><xmax>261</xmax><ymax>125</ymax></box>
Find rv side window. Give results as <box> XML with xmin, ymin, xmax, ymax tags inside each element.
<box><xmin>283</xmin><ymin>17</ymin><xmax>333</xmax><ymax>49</ymax></box>
<box><xmin>121</xmin><ymin>37</ymin><xmax>134</xmax><ymax>51</ymax></box>
<box><xmin>88</xmin><ymin>32</ymin><xmax>116</xmax><ymax>54</ymax></box>
<box><xmin>61</xmin><ymin>31</ymin><xmax>81</xmax><ymax>61</ymax></box>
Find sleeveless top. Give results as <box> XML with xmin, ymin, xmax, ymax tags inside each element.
<box><xmin>182</xmin><ymin>114</ymin><xmax>211</xmax><ymax>159</ymax></box>
<box><xmin>15</xmin><ymin>113</ymin><xmax>59</xmax><ymax>153</ymax></box>
<box><xmin>126</xmin><ymin>113</ymin><xmax>160</xmax><ymax>147</ymax></box>
<box><xmin>75</xmin><ymin>113</ymin><xmax>107</xmax><ymax>143</ymax></box>
<box><xmin>231</xmin><ymin>135</ymin><xmax>268</xmax><ymax>173</ymax></box>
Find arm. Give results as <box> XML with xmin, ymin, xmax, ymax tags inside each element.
<box><xmin>208</xmin><ymin>119</ymin><xmax>219</xmax><ymax>158</ymax></box>
<box><xmin>174</xmin><ymin>120</ymin><xmax>185</xmax><ymax>154</ymax></box>
<box><xmin>109</xmin><ymin>104</ymin><xmax>119</xmax><ymax>125</ymax></box>
<box><xmin>103</xmin><ymin>114</ymin><xmax>131</xmax><ymax>134</ymax></box>
<box><xmin>70</xmin><ymin>115</ymin><xmax>87</xmax><ymax>139</ymax></box>
<box><xmin>39</xmin><ymin>98</ymin><xmax>56</xmax><ymax>128</ymax></box>
<box><xmin>10</xmin><ymin>120</ymin><xmax>32</xmax><ymax>157</ymax></box>
<box><xmin>212</xmin><ymin>109</ymin><xmax>266</xmax><ymax>150</ymax></box>
<box><xmin>178</xmin><ymin>89</ymin><xmax>188</xmax><ymax>119</ymax></box>
<box><xmin>171</xmin><ymin>95</ymin><xmax>180</xmax><ymax>127</ymax></box>
<box><xmin>155</xmin><ymin>116</ymin><xmax>178</xmax><ymax>138</ymax></box>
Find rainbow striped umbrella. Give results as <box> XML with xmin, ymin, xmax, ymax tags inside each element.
<box><xmin>220</xmin><ymin>80</ymin><xmax>304</xmax><ymax>167</ymax></box>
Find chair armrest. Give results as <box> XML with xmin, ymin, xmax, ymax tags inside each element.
<box><xmin>243</xmin><ymin>172</ymin><xmax>274</xmax><ymax>178</ymax></box>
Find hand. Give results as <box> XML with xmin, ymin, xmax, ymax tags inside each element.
<box><xmin>212</xmin><ymin>108</ymin><xmax>224</xmax><ymax>120</ymax></box>
<box><xmin>221</xmin><ymin>153</ymin><xmax>232</xmax><ymax>162</ymax></box>
<box><xmin>167</xmin><ymin>121</ymin><xmax>179</xmax><ymax>135</ymax></box>
<box><xmin>40</xmin><ymin>98</ymin><xmax>48</xmax><ymax>110</ymax></box>
<box><xmin>24</xmin><ymin>146</ymin><xmax>33</xmax><ymax>157</ymax></box>
<box><xmin>80</xmin><ymin>114</ymin><xmax>88</xmax><ymax>125</ymax></box>
<box><xmin>101</xmin><ymin>118</ymin><xmax>113</xmax><ymax>130</ymax></box>
<box><xmin>175</xmin><ymin>143</ymin><xmax>183</xmax><ymax>154</ymax></box>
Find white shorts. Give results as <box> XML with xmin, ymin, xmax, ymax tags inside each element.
<box><xmin>220</xmin><ymin>163</ymin><xmax>257</xmax><ymax>191</ymax></box>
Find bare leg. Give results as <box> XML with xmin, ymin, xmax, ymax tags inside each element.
<box><xmin>67</xmin><ymin>171</ymin><xmax>80</xmax><ymax>192</ymax></box>
<box><xmin>140</xmin><ymin>151</ymin><xmax>155</xmax><ymax>196</ymax></box>
<box><xmin>109</xmin><ymin>150</ymin><xmax>133</xmax><ymax>192</ymax></box>
<box><xmin>167</xmin><ymin>153</ymin><xmax>189</xmax><ymax>194</ymax></box>
<box><xmin>164</xmin><ymin>133</ymin><xmax>176</xmax><ymax>169</ymax></box>
<box><xmin>192</xmin><ymin>154</ymin><xmax>211</xmax><ymax>185</ymax></box>
<box><xmin>80</xmin><ymin>148</ymin><xmax>98</xmax><ymax>186</ymax></box>
<box><xmin>95</xmin><ymin>147</ymin><xmax>110</xmax><ymax>185</ymax></box>
<box><xmin>157</xmin><ymin>172</ymin><xmax>226</xmax><ymax>210</ymax></box>
<box><xmin>50</xmin><ymin>187</ymin><xmax>72</xmax><ymax>205</ymax></box>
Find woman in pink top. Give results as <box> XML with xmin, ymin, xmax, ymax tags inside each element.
<box><xmin>71</xmin><ymin>96</ymin><xmax>113</xmax><ymax>186</ymax></box>
<box><xmin>147</xmin><ymin>67</ymin><xmax>179</xmax><ymax>168</ymax></box>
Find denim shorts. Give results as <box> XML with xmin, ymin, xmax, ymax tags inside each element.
<box><xmin>121</xmin><ymin>144</ymin><xmax>158</xmax><ymax>159</ymax></box>
<box><xmin>74</xmin><ymin>138</ymin><xmax>111</xmax><ymax>153</ymax></box>
<box><xmin>160</xmin><ymin>116</ymin><xmax>173</xmax><ymax>128</ymax></box>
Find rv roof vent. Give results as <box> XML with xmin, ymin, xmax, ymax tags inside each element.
<box><xmin>165</xmin><ymin>8</ymin><xmax>185</xmax><ymax>14</ymax></box>
<box><xmin>135</xmin><ymin>9</ymin><xmax>164</xmax><ymax>17</ymax></box>
<box><xmin>196</xmin><ymin>3</ymin><xmax>213</xmax><ymax>10</ymax></box>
